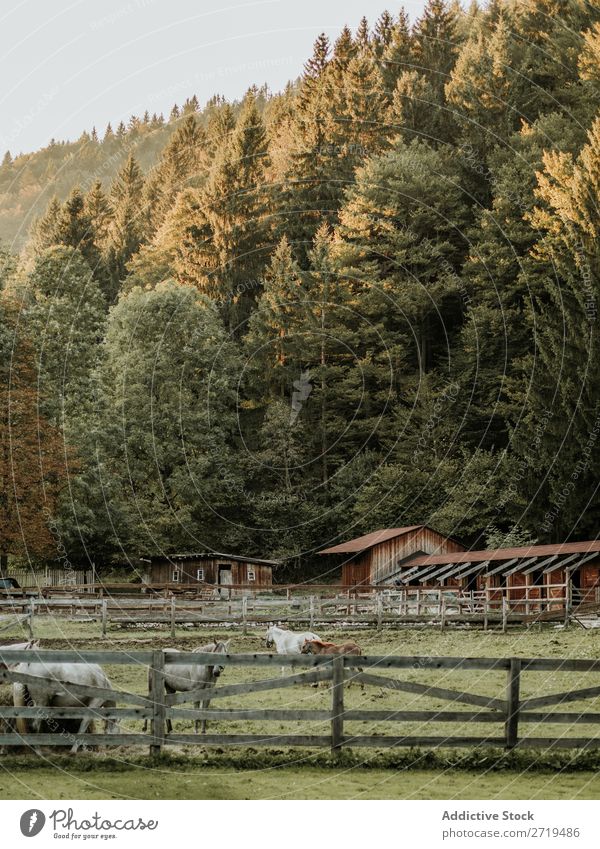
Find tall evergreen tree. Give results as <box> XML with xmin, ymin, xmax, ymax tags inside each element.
<box><xmin>105</xmin><ymin>154</ymin><xmax>145</xmax><ymax>297</ymax></box>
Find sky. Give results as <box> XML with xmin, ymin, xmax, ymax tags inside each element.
<box><xmin>0</xmin><ymin>0</ymin><xmax>426</xmax><ymax>155</ymax></box>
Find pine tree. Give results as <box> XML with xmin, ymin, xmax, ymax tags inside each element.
<box><xmin>105</xmin><ymin>154</ymin><xmax>145</xmax><ymax>296</ymax></box>
<box><xmin>355</xmin><ymin>17</ymin><xmax>371</xmax><ymax>52</ymax></box>
<box><xmin>143</xmin><ymin>115</ymin><xmax>206</xmax><ymax>235</ymax></box>
<box><xmin>445</xmin><ymin>14</ymin><xmax>521</xmax><ymax>157</ymax></box>
<box><xmin>507</xmin><ymin>116</ymin><xmax>600</xmax><ymax>537</ymax></box>
<box><xmin>199</xmin><ymin>91</ymin><xmax>271</xmax><ymax>322</ymax></box>
<box><xmin>373</xmin><ymin>11</ymin><xmax>395</xmax><ymax>58</ymax></box>
<box><xmin>389</xmin><ymin>71</ymin><xmax>445</xmax><ymax>143</ymax></box>
<box><xmin>30</xmin><ymin>197</ymin><xmax>62</xmax><ymax>255</ymax></box>
<box><xmin>412</xmin><ymin>0</ymin><xmax>460</xmax><ymax>98</ymax></box>
<box><xmin>331</xmin><ymin>25</ymin><xmax>357</xmax><ymax>73</ymax></box>
<box><xmin>84</xmin><ymin>180</ymin><xmax>111</xmax><ymax>248</ymax></box>
<box><xmin>380</xmin><ymin>8</ymin><xmax>412</xmax><ymax>97</ymax></box>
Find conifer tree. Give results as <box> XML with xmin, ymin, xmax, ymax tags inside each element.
<box><xmin>143</xmin><ymin>115</ymin><xmax>206</xmax><ymax>235</ymax></box>
<box><xmin>105</xmin><ymin>154</ymin><xmax>145</xmax><ymax>296</ymax></box>
<box><xmin>412</xmin><ymin>0</ymin><xmax>460</xmax><ymax>103</ymax></box>
<box><xmin>380</xmin><ymin>8</ymin><xmax>412</xmax><ymax>97</ymax></box>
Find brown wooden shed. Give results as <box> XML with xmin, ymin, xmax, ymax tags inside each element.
<box><xmin>318</xmin><ymin>526</ymin><xmax>466</xmax><ymax>587</ymax></box>
<box><xmin>143</xmin><ymin>552</ymin><xmax>280</xmax><ymax>594</ymax></box>
<box><xmin>395</xmin><ymin>540</ymin><xmax>600</xmax><ymax>607</ymax></box>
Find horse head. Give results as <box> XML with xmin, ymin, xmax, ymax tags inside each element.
<box><xmin>210</xmin><ymin>639</ymin><xmax>230</xmax><ymax>679</ymax></box>
<box><xmin>265</xmin><ymin>624</ymin><xmax>276</xmax><ymax>648</ymax></box>
<box><xmin>300</xmin><ymin>639</ymin><xmax>314</xmax><ymax>655</ymax></box>
<box><xmin>0</xmin><ymin>639</ymin><xmax>40</xmax><ymax>670</ymax></box>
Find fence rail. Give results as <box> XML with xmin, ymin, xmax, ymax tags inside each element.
<box><xmin>0</xmin><ymin>650</ymin><xmax>599</xmax><ymax>754</ymax></box>
<box><xmin>0</xmin><ymin>585</ymin><xmax>586</xmax><ymax>634</ymax></box>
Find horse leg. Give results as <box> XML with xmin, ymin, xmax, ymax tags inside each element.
<box><xmin>13</xmin><ymin>683</ymin><xmax>29</xmax><ymax>737</ymax></box>
<box><xmin>71</xmin><ymin>697</ymin><xmax>100</xmax><ymax>753</ymax></box>
<box><xmin>200</xmin><ymin>699</ymin><xmax>209</xmax><ymax>734</ymax></box>
<box><xmin>165</xmin><ymin>684</ymin><xmax>174</xmax><ymax>734</ymax></box>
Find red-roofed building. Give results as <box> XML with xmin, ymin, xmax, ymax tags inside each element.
<box><xmin>318</xmin><ymin>525</ymin><xmax>465</xmax><ymax>587</ymax></box>
<box><xmin>318</xmin><ymin>527</ymin><xmax>600</xmax><ymax>606</ymax></box>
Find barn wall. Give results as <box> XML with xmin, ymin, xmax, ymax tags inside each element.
<box><xmin>149</xmin><ymin>558</ymin><xmax>273</xmax><ymax>587</ymax></box>
<box><xmin>344</xmin><ymin>528</ymin><xmax>465</xmax><ymax>586</ymax></box>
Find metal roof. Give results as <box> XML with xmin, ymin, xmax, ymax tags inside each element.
<box><xmin>318</xmin><ymin>526</ymin><xmax>439</xmax><ymax>555</ymax></box>
<box><xmin>404</xmin><ymin>539</ymin><xmax>600</xmax><ymax>568</ymax></box>
<box><xmin>147</xmin><ymin>552</ymin><xmax>281</xmax><ymax>567</ymax></box>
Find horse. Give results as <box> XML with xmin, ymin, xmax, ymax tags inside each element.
<box><xmin>300</xmin><ymin>639</ymin><xmax>364</xmax><ymax>687</ymax></box>
<box><xmin>300</xmin><ymin>639</ymin><xmax>363</xmax><ymax>656</ymax></box>
<box><xmin>9</xmin><ymin>660</ymin><xmax>118</xmax><ymax>753</ymax></box>
<box><xmin>0</xmin><ymin>639</ymin><xmax>40</xmax><ymax>662</ymax></box>
<box><xmin>144</xmin><ymin>640</ymin><xmax>230</xmax><ymax>734</ymax></box>
<box><xmin>0</xmin><ymin>641</ymin><xmax>39</xmax><ymax>749</ymax></box>
<box><xmin>265</xmin><ymin>625</ymin><xmax>321</xmax><ymax>676</ymax></box>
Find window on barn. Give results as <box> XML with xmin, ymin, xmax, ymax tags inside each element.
<box><xmin>247</xmin><ymin>569</ymin><xmax>256</xmax><ymax>582</ymax></box>
<box><xmin>196</xmin><ymin>568</ymin><xmax>204</xmax><ymax>581</ymax></box>
<box><xmin>172</xmin><ymin>570</ymin><xmax>180</xmax><ymax>583</ymax></box>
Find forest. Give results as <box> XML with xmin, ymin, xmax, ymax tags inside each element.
<box><xmin>1</xmin><ymin>0</ymin><xmax>600</xmax><ymax>581</ymax></box>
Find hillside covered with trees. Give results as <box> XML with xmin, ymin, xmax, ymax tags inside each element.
<box><xmin>2</xmin><ymin>0</ymin><xmax>600</xmax><ymax>581</ymax></box>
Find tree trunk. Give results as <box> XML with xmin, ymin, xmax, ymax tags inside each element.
<box><xmin>0</xmin><ymin>553</ymin><xmax>7</xmax><ymax>580</ymax></box>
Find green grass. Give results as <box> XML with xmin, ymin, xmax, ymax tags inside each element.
<box><xmin>2</xmin><ymin>618</ymin><xmax>600</xmax><ymax>799</ymax></box>
<box><xmin>2</xmin><ymin>763</ymin><xmax>600</xmax><ymax>800</ymax></box>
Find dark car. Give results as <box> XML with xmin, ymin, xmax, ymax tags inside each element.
<box><xmin>0</xmin><ymin>578</ymin><xmax>39</xmax><ymax>598</ymax></box>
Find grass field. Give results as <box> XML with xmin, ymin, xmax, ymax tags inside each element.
<box><xmin>1</xmin><ymin>617</ymin><xmax>600</xmax><ymax>799</ymax></box>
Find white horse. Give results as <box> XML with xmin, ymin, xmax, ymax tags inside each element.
<box><xmin>9</xmin><ymin>660</ymin><xmax>118</xmax><ymax>752</ymax></box>
<box><xmin>144</xmin><ymin>640</ymin><xmax>230</xmax><ymax>734</ymax></box>
<box><xmin>265</xmin><ymin>625</ymin><xmax>321</xmax><ymax>675</ymax></box>
<box><xmin>0</xmin><ymin>639</ymin><xmax>40</xmax><ymax>659</ymax></box>
<box><xmin>0</xmin><ymin>640</ymin><xmax>39</xmax><ymax>747</ymax></box>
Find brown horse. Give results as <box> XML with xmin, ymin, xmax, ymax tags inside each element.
<box><xmin>300</xmin><ymin>639</ymin><xmax>363</xmax><ymax>687</ymax></box>
<box><xmin>300</xmin><ymin>639</ymin><xmax>362</xmax><ymax>656</ymax></box>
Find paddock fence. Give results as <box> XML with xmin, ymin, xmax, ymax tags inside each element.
<box><xmin>1</xmin><ymin>650</ymin><xmax>600</xmax><ymax>754</ymax></box>
<box><xmin>0</xmin><ymin>584</ymin><xmax>587</xmax><ymax>634</ymax></box>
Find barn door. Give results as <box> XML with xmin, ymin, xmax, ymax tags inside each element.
<box><xmin>218</xmin><ymin>565</ymin><xmax>233</xmax><ymax>598</ymax></box>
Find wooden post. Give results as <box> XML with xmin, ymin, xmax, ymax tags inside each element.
<box><xmin>416</xmin><ymin>589</ymin><xmax>421</xmax><ymax>617</ymax></box>
<box><xmin>331</xmin><ymin>656</ymin><xmax>344</xmax><ymax>755</ymax></box>
<box><xmin>242</xmin><ymin>595</ymin><xmax>248</xmax><ymax>636</ymax></box>
<box><xmin>440</xmin><ymin>597</ymin><xmax>446</xmax><ymax>631</ymax></box>
<box><xmin>564</xmin><ymin>576</ymin><xmax>572</xmax><ymax>627</ymax></box>
<box><xmin>505</xmin><ymin>658</ymin><xmax>521</xmax><ymax>750</ymax></box>
<box><xmin>170</xmin><ymin>597</ymin><xmax>176</xmax><ymax>639</ymax></box>
<box><xmin>309</xmin><ymin>595</ymin><xmax>315</xmax><ymax>630</ymax></box>
<box><xmin>101</xmin><ymin>598</ymin><xmax>108</xmax><ymax>637</ymax></box>
<box><xmin>483</xmin><ymin>588</ymin><xmax>489</xmax><ymax>631</ymax></box>
<box><xmin>150</xmin><ymin>649</ymin><xmax>166</xmax><ymax>756</ymax></box>
<box><xmin>27</xmin><ymin>598</ymin><xmax>34</xmax><ymax>638</ymax></box>
<box><xmin>502</xmin><ymin>596</ymin><xmax>508</xmax><ymax>633</ymax></box>
<box><xmin>376</xmin><ymin>593</ymin><xmax>383</xmax><ymax>631</ymax></box>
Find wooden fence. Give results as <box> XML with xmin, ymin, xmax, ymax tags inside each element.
<box><xmin>8</xmin><ymin>569</ymin><xmax>94</xmax><ymax>591</ymax></box>
<box><xmin>0</xmin><ymin>585</ymin><xmax>582</xmax><ymax>634</ymax></box>
<box><xmin>0</xmin><ymin>650</ymin><xmax>600</xmax><ymax>754</ymax></box>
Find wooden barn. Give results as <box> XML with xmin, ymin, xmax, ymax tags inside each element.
<box><xmin>142</xmin><ymin>552</ymin><xmax>280</xmax><ymax>593</ymax></box>
<box><xmin>318</xmin><ymin>526</ymin><xmax>466</xmax><ymax>587</ymax></box>
<box><xmin>398</xmin><ymin>540</ymin><xmax>600</xmax><ymax>605</ymax></box>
